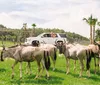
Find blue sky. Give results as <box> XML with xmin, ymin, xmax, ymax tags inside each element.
<box><xmin>0</xmin><ymin>0</ymin><xmax>100</xmax><ymax>38</ymax></box>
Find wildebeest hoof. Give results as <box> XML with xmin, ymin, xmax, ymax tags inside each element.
<box><xmin>45</xmin><ymin>75</ymin><xmax>50</xmax><ymax>79</ymax></box>
<box><xmin>25</xmin><ymin>72</ymin><xmax>28</xmax><ymax>74</ymax></box>
<box><xmin>79</xmin><ymin>75</ymin><xmax>82</xmax><ymax>78</ymax></box>
<box><xmin>94</xmin><ymin>71</ymin><xmax>96</xmax><ymax>75</ymax></box>
<box><xmin>20</xmin><ymin>77</ymin><xmax>22</xmax><ymax>80</ymax></box>
<box><xmin>46</xmin><ymin>77</ymin><xmax>50</xmax><ymax>80</ymax></box>
<box><xmin>11</xmin><ymin>75</ymin><xmax>14</xmax><ymax>79</ymax></box>
<box><xmin>53</xmin><ymin>68</ymin><xmax>55</xmax><ymax>71</ymax></box>
<box><xmin>34</xmin><ymin>76</ymin><xmax>38</xmax><ymax>79</ymax></box>
<box><xmin>29</xmin><ymin>73</ymin><xmax>32</xmax><ymax>75</ymax></box>
<box><xmin>66</xmin><ymin>72</ymin><xmax>69</xmax><ymax>75</ymax></box>
<box><xmin>45</xmin><ymin>76</ymin><xmax>50</xmax><ymax>80</ymax></box>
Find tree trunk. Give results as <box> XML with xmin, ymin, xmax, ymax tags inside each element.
<box><xmin>93</xmin><ymin>25</ymin><xmax>95</xmax><ymax>44</ymax></box>
<box><xmin>34</xmin><ymin>27</ymin><xmax>35</xmax><ymax>37</ymax></box>
<box><xmin>90</xmin><ymin>25</ymin><xmax>93</xmax><ymax>44</ymax></box>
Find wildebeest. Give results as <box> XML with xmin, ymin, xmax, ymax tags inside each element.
<box><xmin>56</xmin><ymin>42</ymin><xmax>92</xmax><ymax>77</ymax></box>
<box><xmin>40</xmin><ymin>44</ymin><xmax>57</xmax><ymax>70</ymax></box>
<box><xmin>87</xmin><ymin>43</ymin><xmax>100</xmax><ymax>73</ymax></box>
<box><xmin>1</xmin><ymin>45</ymin><xmax>50</xmax><ymax>79</ymax></box>
<box><xmin>30</xmin><ymin>42</ymin><xmax>57</xmax><ymax>71</ymax></box>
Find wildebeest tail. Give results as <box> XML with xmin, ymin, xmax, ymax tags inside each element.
<box><xmin>44</xmin><ymin>51</ymin><xmax>51</xmax><ymax>70</ymax></box>
<box><xmin>86</xmin><ymin>49</ymin><xmax>92</xmax><ymax>70</ymax></box>
<box><xmin>54</xmin><ymin>48</ymin><xmax>57</xmax><ymax>60</ymax></box>
<box><xmin>1</xmin><ymin>51</ymin><xmax>4</xmax><ymax>61</ymax></box>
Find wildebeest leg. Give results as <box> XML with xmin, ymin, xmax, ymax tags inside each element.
<box><xmin>40</xmin><ymin>62</ymin><xmax>45</xmax><ymax>76</ymax></box>
<box><xmin>26</xmin><ymin>62</ymin><xmax>29</xmax><ymax>74</ymax></box>
<box><xmin>98</xmin><ymin>54</ymin><xmax>100</xmax><ymax>72</ymax></box>
<box><xmin>45</xmin><ymin>68</ymin><xmax>49</xmax><ymax>79</ymax></box>
<box><xmin>51</xmin><ymin>56</ymin><xmax>56</xmax><ymax>71</ymax></box>
<box><xmin>41</xmin><ymin>59</ymin><xmax>49</xmax><ymax>79</ymax></box>
<box><xmin>26</xmin><ymin>62</ymin><xmax>32</xmax><ymax>75</ymax></box>
<box><xmin>73</xmin><ymin>60</ymin><xmax>76</xmax><ymax>71</ymax></box>
<box><xmin>11</xmin><ymin>60</ymin><xmax>18</xmax><ymax>79</ymax></box>
<box><xmin>53</xmin><ymin>60</ymin><xmax>56</xmax><ymax>71</ymax></box>
<box><xmin>53</xmin><ymin>48</ymin><xmax>57</xmax><ymax>71</ymax></box>
<box><xmin>66</xmin><ymin>58</ymin><xmax>70</xmax><ymax>74</ymax></box>
<box><xmin>79</xmin><ymin>59</ymin><xmax>84</xmax><ymax>77</ymax></box>
<box><xmin>28</xmin><ymin>62</ymin><xmax>32</xmax><ymax>75</ymax></box>
<box><xmin>94</xmin><ymin>57</ymin><xmax>97</xmax><ymax>74</ymax></box>
<box><xmin>34</xmin><ymin>61</ymin><xmax>41</xmax><ymax>79</ymax></box>
<box><xmin>19</xmin><ymin>62</ymin><xmax>22</xmax><ymax>79</ymax></box>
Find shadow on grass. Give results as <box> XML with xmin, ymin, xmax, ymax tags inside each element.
<box><xmin>0</xmin><ymin>68</ymin><xmax>6</xmax><ymax>72</ymax></box>
<box><xmin>88</xmin><ymin>76</ymin><xmax>100</xmax><ymax>82</ymax></box>
<box><xmin>68</xmin><ymin>72</ymin><xmax>79</xmax><ymax>77</ymax></box>
<box><xmin>10</xmin><ymin>74</ymin><xmax>64</xmax><ymax>85</ymax></box>
<box><xmin>90</xmin><ymin>70</ymin><xmax>100</xmax><ymax>75</ymax></box>
<box><xmin>69</xmin><ymin>72</ymin><xmax>100</xmax><ymax>82</ymax></box>
<box><xmin>50</xmin><ymin>67</ymin><xmax>66</xmax><ymax>74</ymax></box>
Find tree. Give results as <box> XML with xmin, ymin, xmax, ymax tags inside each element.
<box><xmin>31</xmin><ymin>23</ymin><xmax>36</xmax><ymax>36</ymax></box>
<box><xmin>95</xmin><ymin>29</ymin><xmax>100</xmax><ymax>41</ymax></box>
<box><xmin>83</xmin><ymin>15</ymin><xmax>93</xmax><ymax>44</ymax></box>
<box><xmin>95</xmin><ymin>22</ymin><xmax>100</xmax><ymax>41</ymax></box>
<box><xmin>92</xmin><ymin>18</ymin><xmax>98</xmax><ymax>43</ymax></box>
<box><xmin>97</xmin><ymin>22</ymin><xmax>100</xmax><ymax>26</ymax></box>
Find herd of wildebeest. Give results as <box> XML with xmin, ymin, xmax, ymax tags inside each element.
<box><xmin>0</xmin><ymin>41</ymin><xmax>100</xmax><ymax>79</ymax></box>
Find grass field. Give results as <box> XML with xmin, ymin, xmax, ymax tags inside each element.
<box><xmin>0</xmin><ymin>41</ymin><xmax>100</xmax><ymax>85</ymax></box>
<box><xmin>0</xmin><ymin>56</ymin><xmax>100</xmax><ymax>85</ymax></box>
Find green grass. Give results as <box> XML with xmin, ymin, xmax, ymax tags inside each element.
<box><xmin>0</xmin><ymin>41</ymin><xmax>15</xmax><ymax>47</ymax></box>
<box><xmin>0</xmin><ymin>41</ymin><xmax>100</xmax><ymax>85</ymax></box>
<box><xmin>0</xmin><ymin>57</ymin><xmax>100</xmax><ymax>85</ymax></box>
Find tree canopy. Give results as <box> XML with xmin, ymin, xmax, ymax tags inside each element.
<box><xmin>0</xmin><ymin>24</ymin><xmax>89</xmax><ymax>44</ymax></box>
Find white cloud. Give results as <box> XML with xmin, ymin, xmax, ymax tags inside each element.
<box><xmin>0</xmin><ymin>0</ymin><xmax>100</xmax><ymax>38</ymax></box>
<box><xmin>0</xmin><ymin>12</ymin><xmax>23</xmax><ymax>28</ymax></box>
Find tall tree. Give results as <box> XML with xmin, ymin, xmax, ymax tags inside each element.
<box><xmin>31</xmin><ymin>23</ymin><xmax>36</xmax><ymax>36</ymax></box>
<box><xmin>92</xmin><ymin>18</ymin><xmax>97</xmax><ymax>43</ymax></box>
<box><xmin>83</xmin><ymin>15</ymin><xmax>93</xmax><ymax>44</ymax></box>
<box><xmin>95</xmin><ymin>29</ymin><xmax>100</xmax><ymax>41</ymax></box>
<box><xmin>22</xmin><ymin>23</ymin><xmax>27</xmax><ymax>43</ymax></box>
<box><xmin>97</xmin><ymin>22</ymin><xmax>100</xmax><ymax>26</ymax></box>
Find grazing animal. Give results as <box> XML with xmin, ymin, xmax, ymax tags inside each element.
<box><xmin>56</xmin><ymin>42</ymin><xmax>92</xmax><ymax>77</ymax></box>
<box><xmin>40</xmin><ymin>44</ymin><xmax>57</xmax><ymax>70</ymax></box>
<box><xmin>88</xmin><ymin>44</ymin><xmax>100</xmax><ymax>73</ymax></box>
<box><xmin>1</xmin><ymin>45</ymin><xmax>50</xmax><ymax>79</ymax></box>
<box><xmin>31</xmin><ymin>43</ymin><xmax>57</xmax><ymax>71</ymax></box>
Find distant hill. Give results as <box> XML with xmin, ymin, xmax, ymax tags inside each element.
<box><xmin>0</xmin><ymin>24</ymin><xmax>89</xmax><ymax>44</ymax></box>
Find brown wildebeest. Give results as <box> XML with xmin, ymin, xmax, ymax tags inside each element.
<box><xmin>56</xmin><ymin>42</ymin><xmax>92</xmax><ymax>77</ymax></box>
<box><xmin>40</xmin><ymin>44</ymin><xmax>57</xmax><ymax>71</ymax></box>
<box><xmin>87</xmin><ymin>44</ymin><xmax>100</xmax><ymax>74</ymax></box>
<box><xmin>31</xmin><ymin>42</ymin><xmax>57</xmax><ymax>71</ymax></box>
<box><xmin>1</xmin><ymin>45</ymin><xmax>50</xmax><ymax>79</ymax></box>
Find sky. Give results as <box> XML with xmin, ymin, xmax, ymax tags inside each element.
<box><xmin>0</xmin><ymin>0</ymin><xmax>100</xmax><ymax>38</ymax></box>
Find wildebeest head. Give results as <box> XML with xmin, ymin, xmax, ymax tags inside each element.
<box><xmin>32</xmin><ymin>40</ymin><xmax>40</xmax><ymax>47</ymax></box>
<box><xmin>0</xmin><ymin>46</ymin><xmax>10</xmax><ymax>61</ymax></box>
<box><xmin>55</xmin><ymin>41</ymin><xmax>66</xmax><ymax>54</ymax></box>
<box><xmin>0</xmin><ymin>46</ymin><xmax>5</xmax><ymax>61</ymax></box>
